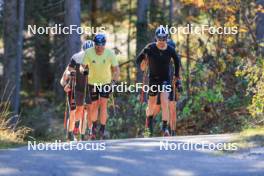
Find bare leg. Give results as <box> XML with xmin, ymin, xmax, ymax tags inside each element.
<box><xmin>69</xmin><ymin>110</ymin><xmax>75</xmax><ymax>132</ymax></box>
<box><xmin>169</xmin><ymin>101</ymin><xmax>176</xmax><ymax>132</ymax></box>
<box><xmin>160</xmin><ymin>92</ymin><xmax>170</xmax><ymax>136</ymax></box>
<box><xmin>160</xmin><ymin>92</ymin><xmax>169</xmax><ymax>121</ymax></box>
<box><xmin>99</xmin><ymin>97</ymin><xmax>108</xmax><ymax>125</ymax></box>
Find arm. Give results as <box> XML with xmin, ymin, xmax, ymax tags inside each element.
<box><xmin>136</xmin><ymin>44</ymin><xmax>150</xmax><ymax>66</ymax></box>
<box><xmin>60</xmin><ymin>67</ymin><xmax>73</xmax><ymax>93</ymax></box>
<box><xmin>111</xmin><ymin>66</ymin><xmax>120</xmax><ymax>82</ymax></box>
<box><xmin>109</xmin><ymin>49</ymin><xmax>120</xmax><ymax>82</ymax></box>
<box><xmin>172</xmin><ymin>51</ymin><xmax>181</xmax><ymax>79</ymax></box>
<box><xmin>60</xmin><ymin>54</ymin><xmax>79</xmax><ymax>90</ymax></box>
<box><xmin>79</xmin><ymin>64</ymin><xmax>85</xmax><ymax>74</ymax></box>
<box><xmin>61</xmin><ymin>54</ymin><xmax>78</xmax><ymax>86</ymax></box>
<box><xmin>60</xmin><ymin>56</ymin><xmax>78</xmax><ymax>86</ymax></box>
<box><xmin>80</xmin><ymin>51</ymin><xmax>89</xmax><ymax>75</ymax></box>
<box><xmin>60</xmin><ymin>65</ymin><xmax>76</xmax><ymax>86</ymax></box>
<box><xmin>172</xmin><ymin>51</ymin><xmax>183</xmax><ymax>92</ymax></box>
<box><xmin>60</xmin><ymin>68</ymin><xmax>69</xmax><ymax>87</ymax></box>
<box><xmin>110</xmin><ymin>51</ymin><xmax>120</xmax><ymax>82</ymax></box>
<box><xmin>140</xmin><ymin>57</ymin><xmax>149</xmax><ymax>72</ymax></box>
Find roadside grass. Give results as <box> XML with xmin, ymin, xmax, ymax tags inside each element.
<box><xmin>0</xmin><ymin>129</ymin><xmax>26</xmax><ymax>149</ymax></box>
<box><xmin>223</xmin><ymin>126</ymin><xmax>264</xmax><ymax>153</ymax></box>
<box><xmin>0</xmin><ymin>112</ymin><xmax>31</xmax><ymax>149</ymax></box>
<box><xmin>0</xmin><ymin>83</ymin><xmax>31</xmax><ymax>149</ymax></box>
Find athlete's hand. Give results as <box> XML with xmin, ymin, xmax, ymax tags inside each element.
<box><xmin>83</xmin><ymin>68</ymin><xmax>89</xmax><ymax>76</ymax></box>
<box><xmin>69</xmin><ymin>70</ymin><xmax>76</xmax><ymax>77</ymax></box>
<box><xmin>80</xmin><ymin>65</ymin><xmax>88</xmax><ymax>75</ymax></box>
<box><xmin>140</xmin><ymin>58</ymin><xmax>148</xmax><ymax>72</ymax></box>
<box><xmin>64</xmin><ymin>84</ymin><xmax>71</xmax><ymax>93</ymax></box>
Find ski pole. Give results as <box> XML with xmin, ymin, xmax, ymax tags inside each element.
<box><xmin>140</xmin><ymin>56</ymin><xmax>148</xmax><ymax>103</ymax></box>
<box><xmin>81</xmin><ymin>67</ymin><xmax>89</xmax><ymax>133</ymax></box>
<box><xmin>64</xmin><ymin>94</ymin><xmax>69</xmax><ymax>129</ymax></box>
<box><xmin>112</xmin><ymin>93</ymin><xmax>116</xmax><ymax>116</ymax></box>
<box><xmin>110</xmin><ymin>80</ymin><xmax>117</xmax><ymax>116</ymax></box>
<box><xmin>139</xmin><ymin>56</ymin><xmax>149</xmax><ymax>121</ymax></box>
<box><xmin>68</xmin><ymin>71</ymin><xmax>76</xmax><ymax>137</ymax></box>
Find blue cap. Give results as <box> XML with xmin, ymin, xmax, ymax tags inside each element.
<box><xmin>93</xmin><ymin>34</ymin><xmax>106</xmax><ymax>46</ymax></box>
<box><xmin>155</xmin><ymin>25</ymin><xmax>168</xmax><ymax>39</ymax></box>
<box><xmin>82</xmin><ymin>40</ymin><xmax>94</xmax><ymax>50</ymax></box>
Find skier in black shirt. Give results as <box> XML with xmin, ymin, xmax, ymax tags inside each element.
<box><xmin>136</xmin><ymin>26</ymin><xmax>182</xmax><ymax>136</ymax></box>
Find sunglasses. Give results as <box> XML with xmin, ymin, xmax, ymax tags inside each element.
<box><xmin>95</xmin><ymin>44</ymin><xmax>105</xmax><ymax>47</ymax></box>
<box><xmin>156</xmin><ymin>37</ymin><xmax>167</xmax><ymax>41</ymax></box>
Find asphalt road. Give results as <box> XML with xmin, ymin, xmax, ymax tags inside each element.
<box><xmin>0</xmin><ymin>134</ymin><xmax>263</xmax><ymax>176</ymax></box>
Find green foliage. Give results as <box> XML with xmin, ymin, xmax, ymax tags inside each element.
<box><xmin>106</xmin><ymin>93</ymin><xmax>146</xmax><ymax>139</ymax></box>
<box><xmin>20</xmin><ymin>99</ymin><xmax>64</xmax><ymax>141</ymax></box>
<box><xmin>236</xmin><ymin>58</ymin><xmax>264</xmax><ymax>117</ymax></box>
<box><xmin>182</xmin><ymin>104</ymin><xmax>191</xmax><ymax>117</ymax></box>
<box><xmin>2</xmin><ymin>0</ymin><xmax>261</xmax><ymax>140</ymax></box>
<box><xmin>182</xmin><ymin>80</ymin><xmax>224</xmax><ymax>118</ymax></box>
<box><xmin>225</xmin><ymin>94</ymin><xmax>243</xmax><ymax>109</ymax></box>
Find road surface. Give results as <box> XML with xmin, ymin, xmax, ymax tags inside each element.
<box><xmin>0</xmin><ymin>134</ymin><xmax>263</xmax><ymax>176</ymax></box>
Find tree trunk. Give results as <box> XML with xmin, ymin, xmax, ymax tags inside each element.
<box><xmin>136</xmin><ymin>0</ymin><xmax>150</xmax><ymax>82</ymax></box>
<box><xmin>169</xmin><ymin>0</ymin><xmax>174</xmax><ymax>27</ymax></box>
<box><xmin>235</xmin><ymin>9</ymin><xmax>240</xmax><ymax>44</ymax></box>
<box><xmin>14</xmin><ymin>0</ymin><xmax>25</xmax><ymax>114</ymax></box>
<box><xmin>90</xmin><ymin>0</ymin><xmax>98</xmax><ymax>28</ymax></box>
<box><xmin>50</xmin><ymin>0</ymin><xmax>66</xmax><ymax>101</ymax></box>
<box><xmin>161</xmin><ymin>0</ymin><xmax>166</xmax><ymax>22</ymax></box>
<box><xmin>136</xmin><ymin>0</ymin><xmax>150</xmax><ymax>55</ymax></box>
<box><xmin>65</xmin><ymin>0</ymin><xmax>81</xmax><ymax>63</ymax></box>
<box><xmin>186</xmin><ymin>26</ymin><xmax>191</xmax><ymax>99</ymax></box>
<box><xmin>53</xmin><ymin>34</ymin><xmax>67</xmax><ymax>101</ymax></box>
<box><xmin>149</xmin><ymin>0</ymin><xmax>159</xmax><ymax>25</ymax></box>
<box><xmin>127</xmin><ymin>0</ymin><xmax>132</xmax><ymax>84</ymax></box>
<box><xmin>33</xmin><ymin>33</ymin><xmax>51</xmax><ymax>96</ymax></box>
<box><xmin>256</xmin><ymin>0</ymin><xmax>264</xmax><ymax>56</ymax></box>
<box><xmin>3</xmin><ymin>0</ymin><xmax>18</xmax><ymax>111</ymax></box>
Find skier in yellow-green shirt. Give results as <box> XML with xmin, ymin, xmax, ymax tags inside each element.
<box><xmin>80</xmin><ymin>34</ymin><xmax>120</xmax><ymax>140</ymax></box>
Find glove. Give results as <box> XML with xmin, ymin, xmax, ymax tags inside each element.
<box><xmin>83</xmin><ymin>69</ymin><xmax>89</xmax><ymax>76</ymax></box>
<box><xmin>176</xmin><ymin>79</ymin><xmax>183</xmax><ymax>93</ymax></box>
<box><xmin>69</xmin><ymin>59</ymin><xmax>77</xmax><ymax>68</ymax></box>
<box><xmin>70</xmin><ymin>71</ymin><xmax>76</xmax><ymax>77</ymax></box>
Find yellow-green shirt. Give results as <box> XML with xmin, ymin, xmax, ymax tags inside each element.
<box><xmin>82</xmin><ymin>48</ymin><xmax>118</xmax><ymax>85</ymax></box>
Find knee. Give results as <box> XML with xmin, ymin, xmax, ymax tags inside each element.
<box><xmin>169</xmin><ymin>103</ymin><xmax>174</xmax><ymax>111</ymax></box>
<box><xmin>148</xmin><ymin>102</ymin><xmax>156</xmax><ymax>112</ymax></box>
<box><xmin>101</xmin><ymin>102</ymin><xmax>107</xmax><ymax>109</ymax></box>
<box><xmin>146</xmin><ymin>107</ymin><xmax>151</xmax><ymax>116</ymax></box>
<box><xmin>161</xmin><ymin>99</ymin><xmax>169</xmax><ymax>109</ymax></box>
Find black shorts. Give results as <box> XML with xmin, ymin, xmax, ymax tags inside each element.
<box><xmin>88</xmin><ymin>84</ymin><xmax>111</xmax><ymax>101</ymax></box>
<box><xmin>169</xmin><ymin>88</ymin><xmax>177</xmax><ymax>101</ymax></box>
<box><xmin>148</xmin><ymin>79</ymin><xmax>171</xmax><ymax>97</ymax></box>
<box><xmin>67</xmin><ymin>90</ymin><xmax>84</xmax><ymax>106</ymax></box>
<box><xmin>75</xmin><ymin>91</ymin><xmax>84</xmax><ymax>106</ymax></box>
<box><xmin>156</xmin><ymin>87</ymin><xmax>177</xmax><ymax>105</ymax></box>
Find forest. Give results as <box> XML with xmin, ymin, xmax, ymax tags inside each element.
<box><xmin>0</xmin><ymin>0</ymin><xmax>264</xmax><ymax>144</ymax></box>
